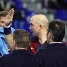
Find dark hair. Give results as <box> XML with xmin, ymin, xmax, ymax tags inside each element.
<box><xmin>13</xmin><ymin>29</ymin><xmax>30</xmax><ymax>48</ymax></box>
<box><xmin>48</xmin><ymin>20</ymin><xmax>65</xmax><ymax>42</ymax></box>
<box><xmin>0</xmin><ymin>11</ymin><xmax>8</xmax><ymax>17</ymax></box>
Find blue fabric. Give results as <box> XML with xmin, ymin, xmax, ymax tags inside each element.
<box><xmin>55</xmin><ymin>9</ymin><xmax>67</xmax><ymax>20</ymax></box>
<box><xmin>0</xmin><ymin>27</ymin><xmax>15</xmax><ymax>56</ymax></box>
<box><xmin>37</xmin><ymin>42</ymin><xmax>42</xmax><ymax>51</ymax></box>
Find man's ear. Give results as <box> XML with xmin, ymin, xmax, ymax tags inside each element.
<box><xmin>13</xmin><ymin>40</ymin><xmax>17</xmax><ymax>47</ymax></box>
<box><xmin>40</xmin><ymin>25</ymin><xmax>42</xmax><ymax>29</ymax></box>
<box><xmin>48</xmin><ymin>32</ymin><xmax>52</xmax><ymax>39</ymax></box>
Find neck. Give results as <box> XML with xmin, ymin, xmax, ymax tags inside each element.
<box><xmin>47</xmin><ymin>39</ymin><xmax>53</xmax><ymax>44</ymax></box>
<box><xmin>38</xmin><ymin>30</ymin><xmax>47</xmax><ymax>44</ymax></box>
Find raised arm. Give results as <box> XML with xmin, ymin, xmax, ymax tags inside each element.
<box><xmin>4</xmin><ymin>8</ymin><xmax>14</xmax><ymax>50</ymax></box>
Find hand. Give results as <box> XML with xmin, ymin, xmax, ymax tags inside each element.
<box><xmin>4</xmin><ymin>8</ymin><xmax>14</xmax><ymax>26</ymax></box>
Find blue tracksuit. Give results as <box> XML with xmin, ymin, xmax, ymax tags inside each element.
<box><xmin>0</xmin><ymin>27</ymin><xmax>15</xmax><ymax>56</ymax></box>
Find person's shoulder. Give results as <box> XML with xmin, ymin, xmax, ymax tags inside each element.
<box><xmin>35</xmin><ymin>48</ymin><xmax>48</xmax><ymax>56</ymax></box>
<box><xmin>0</xmin><ymin>54</ymin><xmax>9</xmax><ymax>61</ymax></box>
<box><xmin>34</xmin><ymin>49</ymin><xmax>44</xmax><ymax>56</ymax></box>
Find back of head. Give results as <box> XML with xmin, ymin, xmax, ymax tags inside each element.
<box><xmin>48</xmin><ymin>20</ymin><xmax>65</xmax><ymax>42</ymax></box>
<box><xmin>13</xmin><ymin>29</ymin><xmax>30</xmax><ymax>48</ymax></box>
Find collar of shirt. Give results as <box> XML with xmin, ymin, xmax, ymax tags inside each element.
<box><xmin>49</xmin><ymin>42</ymin><xmax>62</xmax><ymax>44</ymax></box>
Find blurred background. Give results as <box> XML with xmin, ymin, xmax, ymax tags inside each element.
<box><xmin>0</xmin><ymin>0</ymin><xmax>67</xmax><ymax>42</ymax></box>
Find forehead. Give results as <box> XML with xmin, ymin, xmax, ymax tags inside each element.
<box><xmin>0</xmin><ymin>16</ymin><xmax>5</xmax><ymax>19</ymax></box>
<box><xmin>30</xmin><ymin>16</ymin><xmax>38</xmax><ymax>24</ymax></box>
<box><xmin>30</xmin><ymin>20</ymin><xmax>35</xmax><ymax>26</ymax></box>
<box><xmin>0</xmin><ymin>17</ymin><xmax>5</xmax><ymax>22</ymax></box>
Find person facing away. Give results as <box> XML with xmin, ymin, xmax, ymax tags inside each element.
<box><xmin>0</xmin><ymin>10</ymin><xmax>15</xmax><ymax>56</ymax></box>
<box><xmin>29</xmin><ymin>14</ymin><xmax>49</xmax><ymax>55</ymax></box>
<box><xmin>32</xmin><ymin>20</ymin><xmax>67</xmax><ymax>67</ymax></box>
<box><xmin>0</xmin><ymin>29</ymin><xmax>33</xmax><ymax>67</ymax></box>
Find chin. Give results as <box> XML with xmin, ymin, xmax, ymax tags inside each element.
<box><xmin>32</xmin><ymin>34</ymin><xmax>35</xmax><ymax>37</ymax></box>
<box><xmin>33</xmin><ymin>34</ymin><xmax>38</xmax><ymax>37</ymax></box>
<box><xmin>32</xmin><ymin>32</ymin><xmax>37</xmax><ymax>37</ymax></box>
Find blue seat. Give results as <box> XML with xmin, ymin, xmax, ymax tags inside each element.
<box><xmin>24</xmin><ymin>9</ymin><xmax>34</xmax><ymax>16</ymax></box>
<box><xmin>12</xmin><ymin>0</ymin><xmax>25</xmax><ymax>10</ymax></box>
<box><xmin>24</xmin><ymin>22</ymin><xmax>32</xmax><ymax>37</ymax></box>
<box><xmin>12</xmin><ymin>20</ymin><xmax>18</xmax><ymax>29</ymax></box>
<box><xmin>19</xmin><ymin>21</ymin><xmax>25</xmax><ymax>29</ymax></box>
<box><xmin>12</xmin><ymin>20</ymin><xmax>24</xmax><ymax>29</ymax></box>
<box><xmin>24</xmin><ymin>9</ymin><xmax>35</xmax><ymax>22</ymax></box>
<box><xmin>55</xmin><ymin>9</ymin><xmax>67</xmax><ymax>20</ymax></box>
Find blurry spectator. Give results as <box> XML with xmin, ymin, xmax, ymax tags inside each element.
<box><xmin>48</xmin><ymin>0</ymin><xmax>67</xmax><ymax>9</ymax></box>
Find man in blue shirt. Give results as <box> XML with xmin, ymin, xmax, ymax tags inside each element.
<box><xmin>0</xmin><ymin>8</ymin><xmax>15</xmax><ymax>56</ymax></box>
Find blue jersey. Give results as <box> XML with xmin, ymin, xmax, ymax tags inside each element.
<box><xmin>0</xmin><ymin>27</ymin><xmax>15</xmax><ymax>56</ymax></box>
<box><xmin>37</xmin><ymin>42</ymin><xmax>42</xmax><ymax>51</ymax></box>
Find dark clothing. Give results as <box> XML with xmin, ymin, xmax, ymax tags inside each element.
<box><xmin>32</xmin><ymin>43</ymin><xmax>67</xmax><ymax>67</ymax></box>
<box><xmin>0</xmin><ymin>50</ymin><xmax>33</xmax><ymax>67</ymax></box>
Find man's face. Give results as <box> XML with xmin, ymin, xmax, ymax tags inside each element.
<box><xmin>0</xmin><ymin>17</ymin><xmax>5</xmax><ymax>27</ymax></box>
<box><xmin>29</xmin><ymin>19</ymin><xmax>40</xmax><ymax>36</ymax></box>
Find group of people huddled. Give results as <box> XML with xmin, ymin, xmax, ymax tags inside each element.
<box><xmin>0</xmin><ymin>8</ymin><xmax>67</xmax><ymax>67</ymax></box>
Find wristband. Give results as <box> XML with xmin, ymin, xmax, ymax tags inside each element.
<box><xmin>4</xmin><ymin>25</ymin><xmax>11</xmax><ymax>35</ymax></box>
<box><xmin>4</xmin><ymin>25</ymin><xmax>10</xmax><ymax>28</ymax></box>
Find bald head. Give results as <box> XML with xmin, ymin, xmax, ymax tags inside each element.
<box><xmin>31</xmin><ymin>14</ymin><xmax>49</xmax><ymax>26</ymax></box>
<box><xmin>30</xmin><ymin>14</ymin><xmax>49</xmax><ymax>37</ymax></box>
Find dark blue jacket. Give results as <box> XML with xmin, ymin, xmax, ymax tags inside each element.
<box><xmin>0</xmin><ymin>50</ymin><xmax>33</xmax><ymax>67</ymax></box>
<box><xmin>32</xmin><ymin>43</ymin><xmax>67</xmax><ymax>67</ymax></box>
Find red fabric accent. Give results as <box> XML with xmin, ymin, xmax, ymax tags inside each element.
<box><xmin>30</xmin><ymin>37</ymin><xmax>39</xmax><ymax>55</ymax></box>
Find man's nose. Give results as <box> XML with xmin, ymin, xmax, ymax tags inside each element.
<box><xmin>29</xmin><ymin>26</ymin><xmax>31</xmax><ymax>30</ymax></box>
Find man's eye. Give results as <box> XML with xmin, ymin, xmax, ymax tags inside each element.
<box><xmin>1</xmin><ymin>21</ymin><xmax>4</xmax><ymax>23</ymax></box>
<box><xmin>30</xmin><ymin>23</ymin><xmax>34</xmax><ymax>26</ymax></box>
